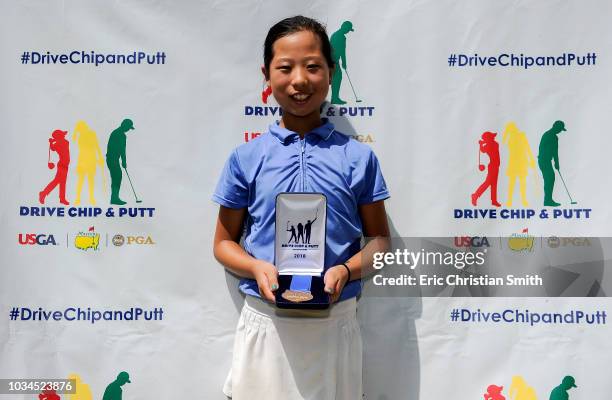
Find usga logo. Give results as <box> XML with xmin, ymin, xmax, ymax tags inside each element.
<box><xmin>244</xmin><ymin>131</ymin><xmax>262</xmax><ymax>142</ymax></box>
<box><xmin>547</xmin><ymin>236</ymin><xmax>592</xmax><ymax>248</ymax></box>
<box><xmin>113</xmin><ymin>234</ymin><xmax>155</xmax><ymax>246</ymax></box>
<box><xmin>18</xmin><ymin>233</ymin><xmax>58</xmax><ymax>246</ymax></box>
<box><xmin>454</xmin><ymin>236</ymin><xmax>490</xmax><ymax>248</ymax></box>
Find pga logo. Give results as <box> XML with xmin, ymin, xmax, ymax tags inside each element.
<box><xmin>547</xmin><ymin>236</ymin><xmax>591</xmax><ymax>248</ymax></box>
<box><xmin>454</xmin><ymin>236</ymin><xmax>490</xmax><ymax>248</ymax></box>
<box><xmin>113</xmin><ymin>234</ymin><xmax>155</xmax><ymax>246</ymax></box>
<box><xmin>18</xmin><ymin>233</ymin><xmax>58</xmax><ymax>246</ymax></box>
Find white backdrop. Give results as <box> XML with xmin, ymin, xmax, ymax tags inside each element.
<box><xmin>1</xmin><ymin>1</ymin><xmax>611</xmax><ymax>399</ymax></box>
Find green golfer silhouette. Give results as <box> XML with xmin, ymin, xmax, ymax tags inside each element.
<box><xmin>549</xmin><ymin>376</ymin><xmax>577</xmax><ymax>400</ymax></box>
<box><xmin>106</xmin><ymin>119</ymin><xmax>135</xmax><ymax>205</ymax></box>
<box><xmin>537</xmin><ymin>120</ymin><xmax>566</xmax><ymax>207</ymax></box>
<box><xmin>102</xmin><ymin>371</ymin><xmax>131</xmax><ymax>400</ymax></box>
<box><xmin>330</xmin><ymin>21</ymin><xmax>354</xmax><ymax>105</ymax></box>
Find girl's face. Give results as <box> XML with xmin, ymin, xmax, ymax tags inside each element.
<box><xmin>264</xmin><ymin>30</ymin><xmax>333</xmax><ymax>122</ymax></box>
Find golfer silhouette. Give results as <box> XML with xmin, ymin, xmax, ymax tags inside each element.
<box><xmin>538</xmin><ymin>120</ymin><xmax>566</xmax><ymax>207</ymax></box>
<box><xmin>287</xmin><ymin>222</ymin><xmax>298</xmax><ymax>243</ymax></box>
<box><xmin>73</xmin><ymin>121</ymin><xmax>105</xmax><ymax>205</ymax></box>
<box><xmin>330</xmin><ymin>21</ymin><xmax>354</xmax><ymax>105</ymax></box>
<box><xmin>549</xmin><ymin>376</ymin><xmax>577</xmax><ymax>400</ymax></box>
<box><xmin>484</xmin><ymin>384</ymin><xmax>506</xmax><ymax>400</ymax></box>
<box><xmin>304</xmin><ymin>210</ymin><xmax>318</xmax><ymax>244</ymax></box>
<box><xmin>297</xmin><ymin>222</ymin><xmax>305</xmax><ymax>244</ymax></box>
<box><xmin>471</xmin><ymin>131</ymin><xmax>501</xmax><ymax>207</ymax></box>
<box><xmin>502</xmin><ymin>122</ymin><xmax>536</xmax><ymax>207</ymax></box>
<box><xmin>508</xmin><ymin>375</ymin><xmax>537</xmax><ymax>400</ymax></box>
<box><xmin>106</xmin><ymin>119</ymin><xmax>135</xmax><ymax>205</ymax></box>
<box><xmin>102</xmin><ymin>371</ymin><xmax>131</xmax><ymax>400</ymax></box>
<box><xmin>262</xmin><ymin>85</ymin><xmax>273</xmax><ymax>104</ymax></box>
<box><xmin>39</xmin><ymin>129</ymin><xmax>70</xmax><ymax>205</ymax></box>
<box><xmin>38</xmin><ymin>387</ymin><xmax>60</xmax><ymax>400</ymax></box>
<box><xmin>67</xmin><ymin>373</ymin><xmax>93</xmax><ymax>400</ymax></box>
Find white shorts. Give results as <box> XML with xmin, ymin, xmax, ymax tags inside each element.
<box><xmin>223</xmin><ymin>295</ymin><xmax>362</xmax><ymax>400</ymax></box>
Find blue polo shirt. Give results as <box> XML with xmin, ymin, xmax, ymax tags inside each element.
<box><xmin>212</xmin><ymin>119</ymin><xmax>390</xmax><ymax>302</ymax></box>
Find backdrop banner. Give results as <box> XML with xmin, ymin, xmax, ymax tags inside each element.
<box><xmin>1</xmin><ymin>1</ymin><xmax>611</xmax><ymax>399</ymax></box>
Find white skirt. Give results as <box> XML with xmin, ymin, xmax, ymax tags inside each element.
<box><xmin>223</xmin><ymin>295</ymin><xmax>362</xmax><ymax>400</ymax></box>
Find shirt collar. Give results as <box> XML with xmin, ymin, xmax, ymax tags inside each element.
<box><xmin>269</xmin><ymin>118</ymin><xmax>335</xmax><ymax>143</ymax></box>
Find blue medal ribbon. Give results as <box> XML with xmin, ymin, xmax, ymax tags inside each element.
<box><xmin>289</xmin><ymin>275</ymin><xmax>312</xmax><ymax>292</ymax></box>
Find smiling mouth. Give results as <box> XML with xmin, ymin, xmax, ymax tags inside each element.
<box><xmin>290</xmin><ymin>93</ymin><xmax>311</xmax><ymax>103</ymax></box>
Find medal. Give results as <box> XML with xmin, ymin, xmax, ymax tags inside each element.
<box><xmin>281</xmin><ymin>289</ymin><xmax>314</xmax><ymax>303</ymax></box>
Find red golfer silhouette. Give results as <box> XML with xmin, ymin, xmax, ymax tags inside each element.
<box><xmin>39</xmin><ymin>129</ymin><xmax>71</xmax><ymax>205</ymax></box>
<box><xmin>38</xmin><ymin>386</ymin><xmax>61</xmax><ymax>400</ymax></box>
<box><xmin>262</xmin><ymin>86</ymin><xmax>273</xmax><ymax>104</ymax></box>
<box><xmin>484</xmin><ymin>384</ymin><xmax>506</xmax><ymax>400</ymax></box>
<box><xmin>471</xmin><ymin>131</ymin><xmax>501</xmax><ymax>207</ymax></box>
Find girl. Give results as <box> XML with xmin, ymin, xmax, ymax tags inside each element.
<box><xmin>213</xmin><ymin>15</ymin><xmax>390</xmax><ymax>400</ymax></box>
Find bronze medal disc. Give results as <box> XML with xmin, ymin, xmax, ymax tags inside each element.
<box><xmin>281</xmin><ymin>289</ymin><xmax>314</xmax><ymax>303</ymax></box>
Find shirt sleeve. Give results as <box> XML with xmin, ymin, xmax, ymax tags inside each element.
<box><xmin>357</xmin><ymin>149</ymin><xmax>390</xmax><ymax>205</ymax></box>
<box><xmin>212</xmin><ymin>150</ymin><xmax>249</xmax><ymax>209</ymax></box>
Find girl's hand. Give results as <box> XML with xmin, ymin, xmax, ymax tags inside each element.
<box><xmin>252</xmin><ymin>260</ymin><xmax>279</xmax><ymax>302</ymax></box>
<box><xmin>323</xmin><ymin>265</ymin><xmax>350</xmax><ymax>303</ymax></box>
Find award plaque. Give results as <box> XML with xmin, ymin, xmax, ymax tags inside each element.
<box><xmin>274</xmin><ymin>193</ymin><xmax>330</xmax><ymax>309</ymax></box>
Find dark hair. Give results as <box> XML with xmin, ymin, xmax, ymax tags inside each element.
<box><xmin>263</xmin><ymin>15</ymin><xmax>334</xmax><ymax>77</ymax></box>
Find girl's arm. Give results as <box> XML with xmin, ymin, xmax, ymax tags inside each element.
<box><xmin>323</xmin><ymin>200</ymin><xmax>390</xmax><ymax>302</ymax></box>
<box><xmin>213</xmin><ymin>205</ymin><xmax>279</xmax><ymax>302</ymax></box>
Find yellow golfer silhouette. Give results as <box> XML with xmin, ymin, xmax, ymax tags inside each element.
<box><xmin>502</xmin><ymin>122</ymin><xmax>536</xmax><ymax>207</ymax></box>
<box><xmin>508</xmin><ymin>375</ymin><xmax>538</xmax><ymax>400</ymax></box>
<box><xmin>66</xmin><ymin>373</ymin><xmax>92</xmax><ymax>400</ymax></box>
<box><xmin>72</xmin><ymin>121</ymin><xmax>105</xmax><ymax>205</ymax></box>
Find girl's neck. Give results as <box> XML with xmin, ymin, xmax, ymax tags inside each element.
<box><xmin>280</xmin><ymin>113</ymin><xmax>323</xmax><ymax>138</ymax></box>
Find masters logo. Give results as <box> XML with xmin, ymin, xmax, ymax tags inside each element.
<box><xmin>74</xmin><ymin>227</ymin><xmax>100</xmax><ymax>251</ymax></box>
<box><xmin>454</xmin><ymin>120</ymin><xmax>592</xmax><ymax>220</ymax></box>
<box><xmin>507</xmin><ymin>229</ymin><xmax>535</xmax><ymax>252</ymax></box>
